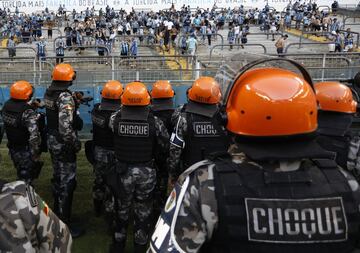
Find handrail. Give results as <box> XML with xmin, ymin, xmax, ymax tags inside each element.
<box><xmin>0</xmin><ymin>46</ymin><xmax>37</xmax><ymax>56</ymax></box>
<box><xmin>210</xmin><ymin>44</ymin><xmax>267</xmax><ymax>59</ymax></box>
<box><xmin>284</xmin><ymin>42</ymin><xmax>334</xmax><ymax>53</ymax></box>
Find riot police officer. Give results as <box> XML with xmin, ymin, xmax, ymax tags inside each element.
<box><xmin>151</xmin><ymin>80</ymin><xmax>175</xmax><ymax>134</ymax></box>
<box><xmin>150</xmin><ymin>60</ymin><xmax>360</xmax><ymax>253</ymax></box>
<box><xmin>315</xmin><ymin>82</ymin><xmax>360</xmax><ymax>175</ymax></box>
<box><xmin>0</xmin><ymin>180</ymin><xmax>72</xmax><ymax>252</ymax></box>
<box><xmin>43</xmin><ymin>63</ymin><xmax>83</xmax><ymax>237</ymax></box>
<box><xmin>2</xmin><ymin>81</ymin><xmax>42</xmax><ymax>183</ymax></box>
<box><xmin>91</xmin><ymin>80</ymin><xmax>123</xmax><ymax>218</ymax></box>
<box><xmin>108</xmin><ymin>82</ymin><xmax>169</xmax><ymax>253</ymax></box>
<box><xmin>168</xmin><ymin>76</ymin><xmax>229</xmax><ymax>182</ymax></box>
<box><xmin>150</xmin><ymin>80</ymin><xmax>175</xmax><ymax>220</ymax></box>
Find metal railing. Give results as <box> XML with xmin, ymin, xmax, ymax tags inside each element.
<box><xmin>210</xmin><ymin>44</ymin><xmax>267</xmax><ymax>59</ymax></box>
<box><xmin>284</xmin><ymin>42</ymin><xmax>335</xmax><ymax>53</ymax></box>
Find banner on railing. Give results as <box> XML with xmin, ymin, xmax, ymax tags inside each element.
<box><xmin>0</xmin><ymin>0</ymin><xmax>357</xmax><ymax>14</ymax></box>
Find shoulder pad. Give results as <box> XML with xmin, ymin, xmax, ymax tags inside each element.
<box><xmin>170</xmin><ymin>132</ymin><xmax>184</xmax><ymax>148</ymax></box>
<box><xmin>312</xmin><ymin>159</ymin><xmax>338</xmax><ymax>169</ymax></box>
<box><xmin>178</xmin><ymin>159</ymin><xmax>214</xmax><ymax>184</ymax></box>
<box><xmin>26</xmin><ymin>184</ymin><xmax>38</xmax><ymax>207</ymax></box>
<box><xmin>1</xmin><ymin>181</ymin><xmax>27</xmax><ymax>197</ymax></box>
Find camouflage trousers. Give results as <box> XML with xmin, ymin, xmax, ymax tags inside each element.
<box><xmin>108</xmin><ymin>162</ymin><xmax>156</xmax><ymax>246</ymax></box>
<box><xmin>47</xmin><ymin>134</ymin><xmax>77</xmax><ymax>200</ymax></box>
<box><xmin>93</xmin><ymin>145</ymin><xmax>115</xmax><ymax>215</ymax></box>
<box><xmin>8</xmin><ymin>146</ymin><xmax>35</xmax><ymax>182</ymax></box>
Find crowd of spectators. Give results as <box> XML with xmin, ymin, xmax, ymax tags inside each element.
<box><xmin>0</xmin><ymin>0</ymin><xmax>357</xmax><ymax>59</ymax></box>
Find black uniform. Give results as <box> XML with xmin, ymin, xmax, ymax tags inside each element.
<box><xmin>44</xmin><ymin>82</ymin><xmax>82</xmax><ymax>229</ymax></box>
<box><xmin>150</xmin><ymin>142</ymin><xmax>360</xmax><ymax>253</ymax></box>
<box><xmin>317</xmin><ymin>110</ymin><xmax>356</xmax><ymax>170</ymax></box>
<box><xmin>2</xmin><ymin>99</ymin><xmax>41</xmax><ymax>182</ymax></box>
<box><xmin>168</xmin><ymin>101</ymin><xmax>230</xmax><ymax>179</ymax></box>
<box><xmin>108</xmin><ymin>105</ymin><xmax>169</xmax><ymax>252</ymax></box>
<box><xmin>91</xmin><ymin>99</ymin><xmax>120</xmax><ymax>217</ymax></box>
<box><xmin>151</xmin><ymin>97</ymin><xmax>174</xmax><ymax>221</ymax></box>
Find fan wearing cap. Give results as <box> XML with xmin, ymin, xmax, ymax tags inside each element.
<box><xmin>315</xmin><ymin>81</ymin><xmax>360</xmax><ymax>176</ymax></box>
<box><xmin>150</xmin><ymin>80</ymin><xmax>175</xmax><ymax>221</ymax></box>
<box><xmin>89</xmin><ymin>80</ymin><xmax>123</xmax><ymax>219</ymax></box>
<box><xmin>2</xmin><ymin>81</ymin><xmax>42</xmax><ymax>183</ymax></box>
<box><xmin>108</xmin><ymin>82</ymin><xmax>169</xmax><ymax>253</ymax></box>
<box><xmin>43</xmin><ymin>63</ymin><xmax>84</xmax><ymax>238</ymax></box>
<box><xmin>168</xmin><ymin>76</ymin><xmax>229</xmax><ymax>183</ymax></box>
<box><xmin>150</xmin><ymin>62</ymin><xmax>360</xmax><ymax>253</ymax></box>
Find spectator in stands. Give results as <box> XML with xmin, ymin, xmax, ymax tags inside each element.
<box><xmin>7</xmin><ymin>36</ymin><xmax>16</xmax><ymax>59</ymax></box>
<box><xmin>322</xmin><ymin>14</ymin><xmax>331</xmax><ymax>31</ymax></box>
<box><xmin>275</xmin><ymin>34</ymin><xmax>288</xmax><ymax>55</ymax></box>
<box><xmin>55</xmin><ymin>40</ymin><xmax>66</xmax><ymax>64</ymax></box>
<box><xmin>332</xmin><ymin>0</ymin><xmax>339</xmax><ymax>15</ymax></box>
<box><xmin>96</xmin><ymin>36</ymin><xmax>105</xmax><ymax>63</ymax></box>
<box><xmin>344</xmin><ymin>28</ymin><xmax>354</xmax><ymax>52</ymax></box>
<box><xmin>130</xmin><ymin>37</ymin><xmax>138</xmax><ymax>59</ymax></box>
<box><xmin>63</xmin><ymin>23</ymin><xmax>72</xmax><ymax>47</ymax></box>
<box><xmin>227</xmin><ymin>27</ymin><xmax>235</xmax><ymax>50</ymax></box>
<box><xmin>187</xmin><ymin>34</ymin><xmax>197</xmax><ymax>57</ymax></box>
<box><xmin>36</xmin><ymin>36</ymin><xmax>47</xmax><ymax>61</ymax></box>
<box><xmin>206</xmin><ymin>25</ymin><xmax>213</xmax><ymax>46</ymax></box>
<box><xmin>240</xmin><ymin>29</ymin><xmax>248</xmax><ymax>49</ymax></box>
<box><xmin>120</xmin><ymin>39</ymin><xmax>129</xmax><ymax>58</ymax></box>
<box><xmin>333</xmin><ymin>30</ymin><xmax>343</xmax><ymax>52</ymax></box>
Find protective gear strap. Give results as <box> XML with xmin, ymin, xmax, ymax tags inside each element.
<box><xmin>170</xmin><ymin>117</ymin><xmax>185</xmax><ymax>148</ymax></box>
<box><xmin>26</xmin><ymin>184</ymin><xmax>38</xmax><ymax>207</ymax></box>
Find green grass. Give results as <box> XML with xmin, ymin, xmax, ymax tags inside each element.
<box><xmin>0</xmin><ymin>145</ymin><xmax>135</xmax><ymax>253</ymax></box>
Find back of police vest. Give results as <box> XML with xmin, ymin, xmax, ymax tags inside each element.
<box><xmin>2</xmin><ymin>99</ymin><xmax>31</xmax><ymax>148</ymax></box>
<box><xmin>113</xmin><ymin>106</ymin><xmax>156</xmax><ymax>163</ymax></box>
<box><xmin>183</xmin><ymin>111</ymin><xmax>229</xmax><ymax>167</ymax></box>
<box><xmin>92</xmin><ymin>103</ymin><xmax>118</xmax><ymax>149</ymax></box>
<box><xmin>205</xmin><ymin>159</ymin><xmax>360</xmax><ymax>253</ymax></box>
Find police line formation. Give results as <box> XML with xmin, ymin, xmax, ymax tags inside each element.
<box><xmin>2</xmin><ymin>58</ymin><xmax>360</xmax><ymax>252</ymax></box>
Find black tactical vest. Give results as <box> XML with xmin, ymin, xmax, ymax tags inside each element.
<box><xmin>2</xmin><ymin>99</ymin><xmax>32</xmax><ymax>148</ymax></box>
<box><xmin>204</xmin><ymin>158</ymin><xmax>360</xmax><ymax>253</ymax></box>
<box><xmin>113</xmin><ymin>106</ymin><xmax>156</xmax><ymax>163</ymax></box>
<box><xmin>317</xmin><ymin>135</ymin><xmax>351</xmax><ymax>169</ymax></box>
<box><xmin>44</xmin><ymin>86</ymin><xmax>79</xmax><ymax>132</ymax></box>
<box><xmin>317</xmin><ymin>111</ymin><xmax>354</xmax><ymax>169</ymax></box>
<box><xmin>92</xmin><ymin>100</ymin><xmax>120</xmax><ymax>149</ymax></box>
<box><xmin>152</xmin><ymin>98</ymin><xmax>174</xmax><ymax>135</ymax></box>
<box><xmin>153</xmin><ymin>109</ymin><xmax>174</xmax><ymax>135</ymax></box>
<box><xmin>183</xmin><ymin>105</ymin><xmax>229</xmax><ymax>167</ymax></box>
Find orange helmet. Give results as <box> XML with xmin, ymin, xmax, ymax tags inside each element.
<box><xmin>52</xmin><ymin>63</ymin><xmax>76</xmax><ymax>81</ymax></box>
<box><xmin>315</xmin><ymin>81</ymin><xmax>357</xmax><ymax>114</ymax></box>
<box><xmin>102</xmin><ymin>80</ymin><xmax>123</xmax><ymax>100</ymax></box>
<box><xmin>121</xmin><ymin>82</ymin><xmax>150</xmax><ymax>106</ymax></box>
<box><xmin>188</xmin><ymin>77</ymin><xmax>221</xmax><ymax>104</ymax></box>
<box><xmin>10</xmin><ymin>81</ymin><xmax>33</xmax><ymax>100</ymax></box>
<box><xmin>226</xmin><ymin>68</ymin><xmax>317</xmax><ymax>137</ymax></box>
<box><xmin>151</xmin><ymin>80</ymin><xmax>174</xmax><ymax>99</ymax></box>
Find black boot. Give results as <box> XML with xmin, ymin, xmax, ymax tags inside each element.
<box><xmin>63</xmin><ymin>190</ymin><xmax>85</xmax><ymax>238</ymax></box>
<box><xmin>54</xmin><ymin>188</ymin><xmax>85</xmax><ymax>238</ymax></box>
